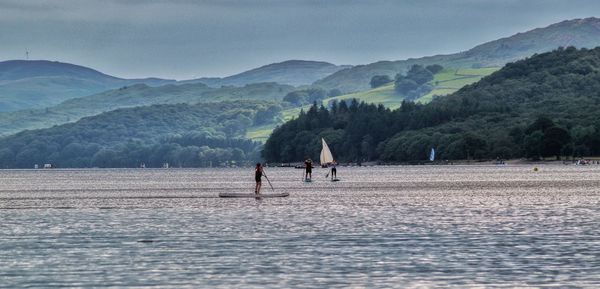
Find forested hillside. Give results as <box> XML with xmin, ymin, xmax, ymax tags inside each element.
<box><xmin>0</xmin><ymin>101</ymin><xmax>279</xmax><ymax>168</ymax></box>
<box><xmin>263</xmin><ymin>47</ymin><xmax>600</xmax><ymax>163</ymax></box>
<box><xmin>0</xmin><ymin>82</ymin><xmax>293</xmax><ymax>136</ymax></box>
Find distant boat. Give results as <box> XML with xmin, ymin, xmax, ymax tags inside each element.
<box><xmin>320</xmin><ymin>138</ymin><xmax>334</xmax><ymax>167</ymax></box>
<box><xmin>429</xmin><ymin>148</ymin><xmax>435</xmax><ymax>162</ymax></box>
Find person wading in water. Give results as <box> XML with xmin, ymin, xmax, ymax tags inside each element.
<box><xmin>304</xmin><ymin>157</ymin><xmax>312</xmax><ymax>181</ymax></box>
<box><xmin>255</xmin><ymin>163</ymin><xmax>263</xmax><ymax>194</ymax></box>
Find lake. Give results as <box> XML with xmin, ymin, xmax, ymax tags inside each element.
<box><xmin>2</xmin><ymin>165</ymin><xmax>600</xmax><ymax>287</ymax></box>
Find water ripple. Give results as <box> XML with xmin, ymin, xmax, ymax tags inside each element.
<box><xmin>1</xmin><ymin>165</ymin><xmax>600</xmax><ymax>287</ymax></box>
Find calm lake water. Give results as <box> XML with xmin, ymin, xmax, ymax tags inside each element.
<box><xmin>2</xmin><ymin>165</ymin><xmax>600</xmax><ymax>288</ymax></box>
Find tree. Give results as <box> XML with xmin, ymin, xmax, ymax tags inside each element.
<box><xmin>406</xmin><ymin>64</ymin><xmax>434</xmax><ymax>85</ymax></box>
<box><xmin>91</xmin><ymin>149</ymin><xmax>119</xmax><ymax>168</ymax></box>
<box><xmin>0</xmin><ymin>148</ymin><xmax>14</xmax><ymax>168</ymax></box>
<box><xmin>360</xmin><ymin>134</ymin><xmax>374</xmax><ymax>161</ymax></box>
<box><xmin>395</xmin><ymin>79</ymin><xmax>418</xmax><ymax>94</ymax></box>
<box><xmin>526</xmin><ymin>116</ymin><xmax>554</xmax><ymax>134</ymax></box>
<box><xmin>394</xmin><ymin>65</ymin><xmax>433</xmax><ymax>96</ymax></box>
<box><xmin>283</xmin><ymin>91</ymin><xmax>306</xmax><ymax>106</ymax></box>
<box><xmin>328</xmin><ymin>89</ymin><xmax>342</xmax><ymax>97</ymax></box>
<box><xmin>542</xmin><ymin>126</ymin><xmax>571</xmax><ymax>159</ymax></box>
<box><xmin>370</xmin><ymin>75</ymin><xmax>392</xmax><ymax>88</ymax></box>
<box><xmin>524</xmin><ymin>131</ymin><xmax>544</xmax><ymax>160</ymax></box>
<box><xmin>254</xmin><ymin>105</ymin><xmax>282</xmax><ymax>125</ymax></box>
<box><xmin>426</xmin><ymin>64</ymin><xmax>444</xmax><ymax>74</ymax></box>
<box><xmin>463</xmin><ymin>133</ymin><xmax>486</xmax><ymax>160</ymax></box>
<box><xmin>306</xmin><ymin>88</ymin><xmax>328</xmax><ymax>103</ymax></box>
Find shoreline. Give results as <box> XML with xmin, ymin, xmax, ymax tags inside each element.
<box><xmin>272</xmin><ymin>158</ymin><xmax>600</xmax><ymax>168</ymax></box>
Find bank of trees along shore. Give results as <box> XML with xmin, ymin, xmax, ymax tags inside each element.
<box><xmin>263</xmin><ymin>47</ymin><xmax>600</xmax><ymax>163</ymax></box>
<box><xmin>0</xmin><ymin>101</ymin><xmax>269</xmax><ymax>168</ymax></box>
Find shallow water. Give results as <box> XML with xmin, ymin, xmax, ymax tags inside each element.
<box><xmin>2</xmin><ymin>165</ymin><xmax>600</xmax><ymax>287</ymax></box>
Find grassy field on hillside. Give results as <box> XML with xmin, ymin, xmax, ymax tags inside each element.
<box><xmin>282</xmin><ymin>67</ymin><xmax>498</xmax><ymax>119</ymax></box>
<box><xmin>245</xmin><ymin>123</ymin><xmax>278</xmax><ymax>142</ymax></box>
<box><xmin>417</xmin><ymin>67</ymin><xmax>499</xmax><ymax>103</ymax></box>
<box><xmin>247</xmin><ymin>67</ymin><xmax>499</xmax><ymax>141</ymax></box>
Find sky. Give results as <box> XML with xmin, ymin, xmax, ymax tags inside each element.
<box><xmin>1</xmin><ymin>0</ymin><xmax>599</xmax><ymax>80</ymax></box>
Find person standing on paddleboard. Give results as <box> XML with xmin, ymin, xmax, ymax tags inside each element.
<box><xmin>255</xmin><ymin>163</ymin><xmax>263</xmax><ymax>194</ymax></box>
<box><xmin>304</xmin><ymin>157</ymin><xmax>312</xmax><ymax>181</ymax></box>
<box><xmin>330</xmin><ymin>160</ymin><xmax>337</xmax><ymax>180</ymax></box>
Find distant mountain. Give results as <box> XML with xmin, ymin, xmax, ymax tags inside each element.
<box><xmin>315</xmin><ymin>17</ymin><xmax>600</xmax><ymax>93</ymax></box>
<box><xmin>0</xmin><ymin>82</ymin><xmax>294</xmax><ymax>136</ymax></box>
<box><xmin>0</xmin><ymin>60</ymin><xmax>175</xmax><ymax>112</ymax></box>
<box><xmin>185</xmin><ymin>60</ymin><xmax>351</xmax><ymax>87</ymax></box>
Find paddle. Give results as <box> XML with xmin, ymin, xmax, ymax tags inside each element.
<box><xmin>262</xmin><ymin>169</ymin><xmax>275</xmax><ymax>192</ymax></box>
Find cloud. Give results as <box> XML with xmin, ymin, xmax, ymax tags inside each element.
<box><xmin>0</xmin><ymin>0</ymin><xmax>598</xmax><ymax>79</ymax></box>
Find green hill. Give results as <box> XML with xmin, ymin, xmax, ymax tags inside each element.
<box><xmin>327</xmin><ymin>67</ymin><xmax>499</xmax><ymax>108</ymax></box>
<box><xmin>314</xmin><ymin>17</ymin><xmax>600</xmax><ymax>93</ymax></box>
<box><xmin>263</xmin><ymin>47</ymin><xmax>600</xmax><ymax>163</ymax></box>
<box><xmin>0</xmin><ymin>82</ymin><xmax>294</xmax><ymax>136</ymax></box>
<box><xmin>0</xmin><ymin>60</ymin><xmax>175</xmax><ymax>112</ymax></box>
<box><xmin>0</xmin><ymin>101</ymin><xmax>274</xmax><ymax>168</ymax></box>
<box><xmin>245</xmin><ymin>67</ymin><xmax>498</xmax><ymax>142</ymax></box>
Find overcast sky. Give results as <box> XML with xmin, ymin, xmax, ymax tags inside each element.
<box><xmin>1</xmin><ymin>0</ymin><xmax>599</xmax><ymax>80</ymax></box>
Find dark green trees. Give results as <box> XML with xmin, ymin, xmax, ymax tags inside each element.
<box><xmin>0</xmin><ymin>101</ymin><xmax>265</xmax><ymax>168</ymax></box>
<box><xmin>394</xmin><ymin>64</ymin><xmax>435</xmax><ymax>99</ymax></box>
<box><xmin>542</xmin><ymin>126</ymin><xmax>570</xmax><ymax>159</ymax></box>
<box><xmin>282</xmin><ymin>88</ymin><xmax>329</xmax><ymax>106</ymax></box>
<box><xmin>370</xmin><ymin>75</ymin><xmax>392</xmax><ymax>88</ymax></box>
<box><xmin>426</xmin><ymin>64</ymin><xmax>444</xmax><ymax>74</ymax></box>
<box><xmin>522</xmin><ymin>117</ymin><xmax>572</xmax><ymax>160</ymax></box>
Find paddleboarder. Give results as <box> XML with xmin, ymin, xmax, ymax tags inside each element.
<box><xmin>330</xmin><ymin>160</ymin><xmax>337</xmax><ymax>180</ymax></box>
<box><xmin>304</xmin><ymin>157</ymin><xmax>312</xmax><ymax>181</ymax></box>
<box><xmin>255</xmin><ymin>163</ymin><xmax>263</xmax><ymax>194</ymax></box>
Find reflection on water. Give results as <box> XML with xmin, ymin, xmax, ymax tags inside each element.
<box><xmin>2</xmin><ymin>165</ymin><xmax>600</xmax><ymax>287</ymax></box>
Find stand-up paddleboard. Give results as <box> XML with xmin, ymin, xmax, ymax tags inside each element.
<box><xmin>219</xmin><ymin>192</ymin><xmax>290</xmax><ymax>198</ymax></box>
<box><xmin>331</xmin><ymin>178</ymin><xmax>340</xmax><ymax>182</ymax></box>
<box><xmin>304</xmin><ymin>178</ymin><xmax>312</xmax><ymax>183</ymax></box>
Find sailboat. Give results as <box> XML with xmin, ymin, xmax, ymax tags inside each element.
<box><xmin>320</xmin><ymin>138</ymin><xmax>334</xmax><ymax>167</ymax></box>
<box><xmin>320</xmin><ymin>138</ymin><xmax>340</xmax><ymax>181</ymax></box>
<box><xmin>429</xmin><ymin>148</ymin><xmax>435</xmax><ymax>162</ymax></box>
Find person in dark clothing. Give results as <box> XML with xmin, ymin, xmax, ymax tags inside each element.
<box><xmin>330</xmin><ymin>160</ymin><xmax>337</xmax><ymax>180</ymax></box>
<box><xmin>255</xmin><ymin>163</ymin><xmax>263</xmax><ymax>194</ymax></box>
<box><xmin>304</xmin><ymin>158</ymin><xmax>312</xmax><ymax>181</ymax></box>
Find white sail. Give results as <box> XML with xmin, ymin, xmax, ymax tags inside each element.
<box><xmin>320</xmin><ymin>138</ymin><xmax>334</xmax><ymax>165</ymax></box>
<box><xmin>429</xmin><ymin>148</ymin><xmax>435</xmax><ymax>162</ymax></box>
